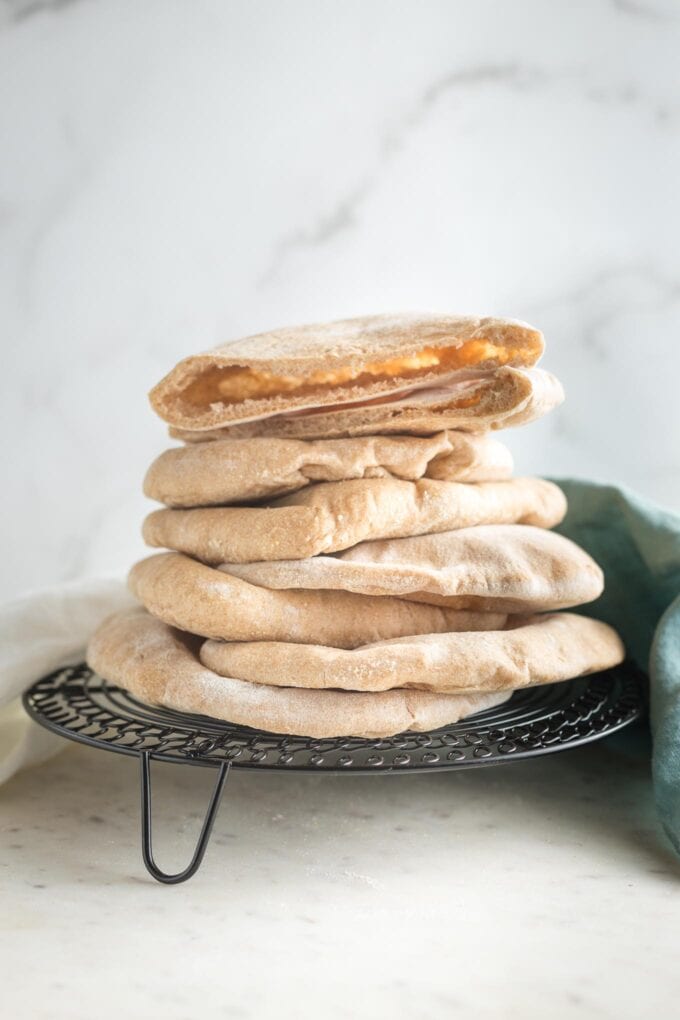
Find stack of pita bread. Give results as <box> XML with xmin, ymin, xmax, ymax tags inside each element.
<box><xmin>88</xmin><ymin>314</ymin><xmax>625</xmax><ymax>738</ymax></box>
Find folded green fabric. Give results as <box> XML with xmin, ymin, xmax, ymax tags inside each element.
<box><xmin>552</xmin><ymin>479</ymin><xmax>680</xmax><ymax>854</ymax></box>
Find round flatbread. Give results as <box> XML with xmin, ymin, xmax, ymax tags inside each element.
<box><xmin>129</xmin><ymin>552</ymin><xmax>508</xmax><ymax>647</ymax></box>
<box><xmin>218</xmin><ymin>524</ymin><xmax>602</xmax><ymax>613</ymax></box>
<box><xmin>86</xmin><ymin>609</ymin><xmax>512</xmax><ymax>739</ymax></box>
<box><xmin>143</xmin><ymin>431</ymin><xmax>513</xmax><ymax>508</ymax></box>
<box><xmin>143</xmin><ymin>477</ymin><xmax>567</xmax><ymax>564</ymax></box>
<box><xmin>200</xmin><ymin>613</ymin><xmax>625</xmax><ymax>694</ymax></box>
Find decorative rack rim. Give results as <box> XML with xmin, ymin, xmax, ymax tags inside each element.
<box><xmin>22</xmin><ymin>660</ymin><xmax>647</xmax><ymax>776</ymax></box>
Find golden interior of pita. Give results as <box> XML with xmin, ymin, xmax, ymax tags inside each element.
<box><xmin>180</xmin><ymin>339</ymin><xmax>536</xmax><ymax>408</ymax></box>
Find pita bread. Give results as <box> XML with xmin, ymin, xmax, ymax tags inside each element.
<box><xmin>143</xmin><ymin>477</ymin><xmax>567</xmax><ymax>564</ymax></box>
<box><xmin>129</xmin><ymin>552</ymin><xmax>508</xmax><ymax>647</ymax></box>
<box><xmin>86</xmin><ymin>608</ymin><xmax>512</xmax><ymax>738</ymax></box>
<box><xmin>201</xmin><ymin>613</ymin><xmax>625</xmax><ymax>694</ymax></box>
<box><xmin>144</xmin><ymin>431</ymin><xmax>513</xmax><ymax>508</ymax></box>
<box><xmin>167</xmin><ymin>367</ymin><xmax>563</xmax><ymax>441</ymax></box>
<box><xmin>149</xmin><ymin>312</ymin><xmax>546</xmax><ymax>433</ymax></box>
<box><xmin>219</xmin><ymin>524</ymin><xmax>603</xmax><ymax>613</ymax></box>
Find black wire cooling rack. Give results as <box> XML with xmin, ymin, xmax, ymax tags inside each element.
<box><xmin>23</xmin><ymin>661</ymin><xmax>646</xmax><ymax>884</ymax></box>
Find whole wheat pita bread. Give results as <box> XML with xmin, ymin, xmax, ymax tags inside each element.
<box><xmin>150</xmin><ymin>313</ymin><xmax>545</xmax><ymax>433</ymax></box>
<box><xmin>129</xmin><ymin>552</ymin><xmax>508</xmax><ymax>647</ymax></box>
<box><xmin>87</xmin><ymin>608</ymin><xmax>512</xmax><ymax>738</ymax></box>
<box><xmin>168</xmin><ymin>367</ymin><xmax>562</xmax><ymax>441</ymax></box>
<box><xmin>144</xmin><ymin>431</ymin><xmax>513</xmax><ymax>508</ymax></box>
<box><xmin>219</xmin><ymin>524</ymin><xmax>603</xmax><ymax>613</ymax></box>
<box><xmin>201</xmin><ymin>613</ymin><xmax>625</xmax><ymax>694</ymax></box>
<box><xmin>143</xmin><ymin>477</ymin><xmax>567</xmax><ymax>564</ymax></box>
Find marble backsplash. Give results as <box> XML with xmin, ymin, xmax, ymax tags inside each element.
<box><xmin>2</xmin><ymin>0</ymin><xmax>679</xmax><ymax>601</ymax></box>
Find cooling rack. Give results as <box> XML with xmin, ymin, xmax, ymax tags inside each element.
<box><xmin>23</xmin><ymin>661</ymin><xmax>646</xmax><ymax>884</ymax></box>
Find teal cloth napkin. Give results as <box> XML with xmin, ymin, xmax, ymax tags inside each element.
<box><xmin>552</xmin><ymin>479</ymin><xmax>680</xmax><ymax>854</ymax></box>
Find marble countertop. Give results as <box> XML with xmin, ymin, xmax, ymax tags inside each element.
<box><xmin>2</xmin><ymin>738</ymin><xmax>679</xmax><ymax>1019</ymax></box>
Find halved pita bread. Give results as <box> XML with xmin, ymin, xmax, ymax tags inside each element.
<box><xmin>201</xmin><ymin>613</ymin><xmax>625</xmax><ymax>694</ymax></box>
<box><xmin>87</xmin><ymin>608</ymin><xmax>512</xmax><ymax>738</ymax></box>
<box><xmin>129</xmin><ymin>552</ymin><xmax>508</xmax><ymax>647</ymax></box>
<box><xmin>144</xmin><ymin>431</ymin><xmax>513</xmax><ymax>508</ymax></box>
<box><xmin>149</xmin><ymin>312</ymin><xmax>547</xmax><ymax>433</ymax></box>
<box><xmin>219</xmin><ymin>525</ymin><xmax>603</xmax><ymax>613</ymax></box>
<box><xmin>143</xmin><ymin>477</ymin><xmax>567</xmax><ymax>564</ymax></box>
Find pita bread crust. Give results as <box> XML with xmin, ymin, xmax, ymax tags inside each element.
<box><xmin>143</xmin><ymin>477</ymin><xmax>567</xmax><ymax>563</ymax></box>
<box><xmin>219</xmin><ymin>524</ymin><xmax>603</xmax><ymax>613</ymax></box>
<box><xmin>144</xmin><ymin>431</ymin><xmax>513</xmax><ymax>508</ymax></box>
<box><xmin>150</xmin><ymin>313</ymin><xmax>544</xmax><ymax>430</ymax></box>
<box><xmin>129</xmin><ymin>552</ymin><xmax>508</xmax><ymax>647</ymax></box>
<box><xmin>167</xmin><ymin>367</ymin><xmax>563</xmax><ymax>440</ymax></box>
<box><xmin>86</xmin><ymin>608</ymin><xmax>512</xmax><ymax>738</ymax></box>
<box><xmin>200</xmin><ymin>613</ymin><xmax>625</xmax><ymax>694</ymax></box>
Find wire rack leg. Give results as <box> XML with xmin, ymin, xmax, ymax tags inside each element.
<box><xmin>140</xmin><ymin>751</ymin><xmax>230</xmax><ymax>884</ymax></box>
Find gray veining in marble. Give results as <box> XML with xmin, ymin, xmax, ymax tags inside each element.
<box><xmin>1</xmin><ymin>0</ymin><xmax>679</xmax><ymax>601</ymax></box>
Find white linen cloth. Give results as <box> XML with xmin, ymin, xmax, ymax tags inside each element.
<box><xmin>0</xmin><ymin>578</ymin><xmax>134</xmax><ymax>785</ymax></box>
